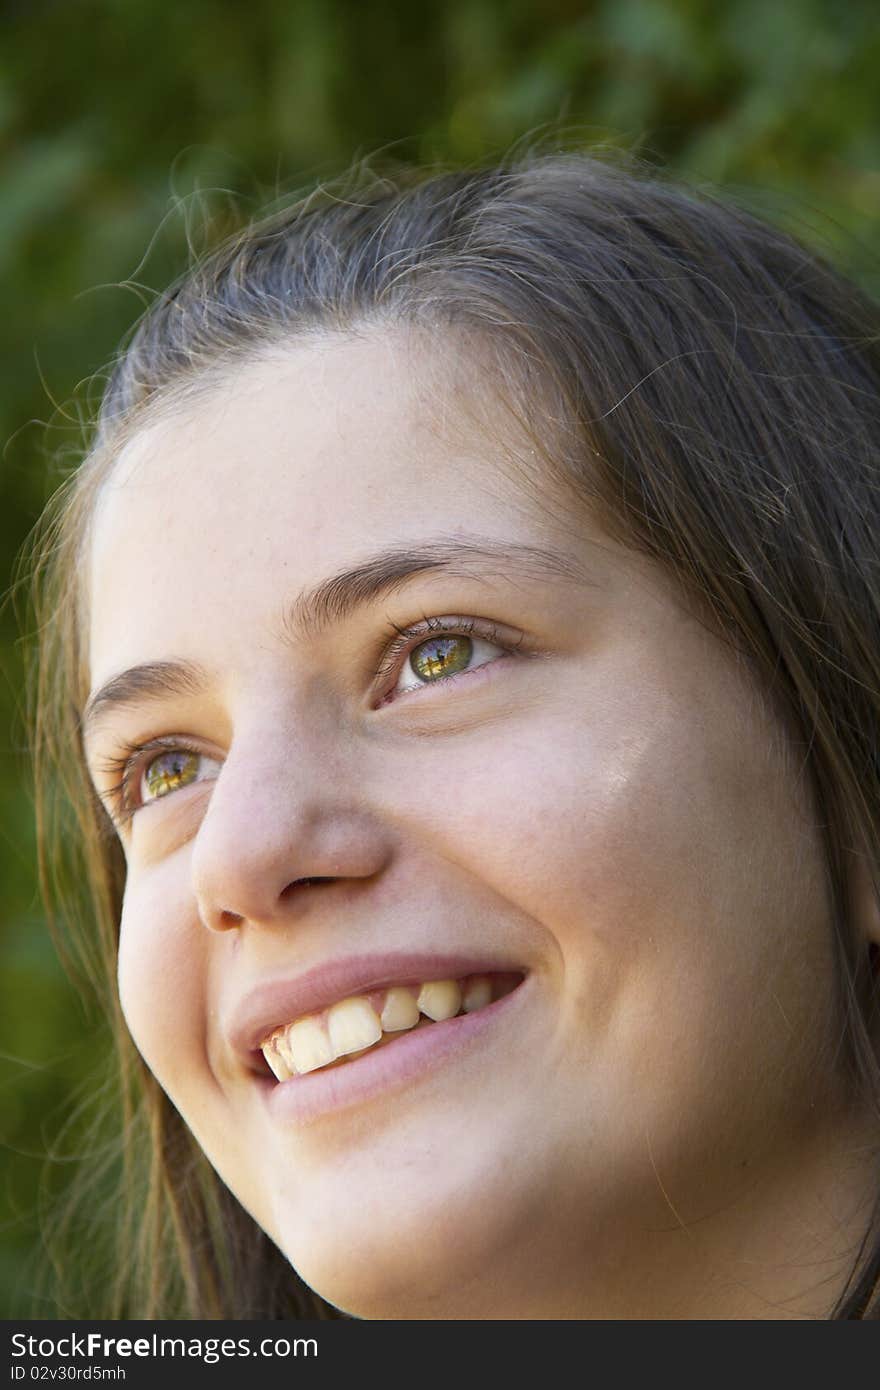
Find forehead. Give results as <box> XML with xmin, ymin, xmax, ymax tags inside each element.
<box><xmin>87</xmin><ymin>332</ymin><xmax>600</xmax><ymax>684</ymax></box>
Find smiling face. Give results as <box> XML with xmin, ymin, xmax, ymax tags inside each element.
<box><xmin>83</xmin><ymin>330</ymin><xmax>870</xmax><ymax>1318</ymax></box>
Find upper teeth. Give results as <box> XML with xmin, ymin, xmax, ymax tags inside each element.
<box><xmin>261</xmin><ymin>974</ymin><xmax>494</xmax><ymax>1081</ymax></box>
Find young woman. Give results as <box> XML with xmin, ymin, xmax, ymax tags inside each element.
<box><xmin>30</xmin><ymin>149</ymin><xmax>880</xmax><ymax>1319</ymax></box>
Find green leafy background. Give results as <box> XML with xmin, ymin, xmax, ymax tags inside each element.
<box><xmin>1</xmin><ymin>0</ymin><xmax>878</xmax><ymax>1318</ymax></box>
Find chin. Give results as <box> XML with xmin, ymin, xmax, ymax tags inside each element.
<box><xmin>269</xmin><ymin>1179</ymin><xmax>531</xmax><ymax>1320</ymax></box>
<box><xmin>289</xmin><ymin>1244</ymin><xmax>501</xmax><ymax>1321</ymax></box>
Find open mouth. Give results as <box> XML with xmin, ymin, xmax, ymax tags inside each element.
<box><xmin>259</xmin><ymin>971</ymin><xmax>523</xmax><ymax>1081</ymax></box>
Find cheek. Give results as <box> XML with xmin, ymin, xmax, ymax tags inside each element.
<box><xmin>384</xmin><ymin>680</ymin><xmax>712</xmax><ymax>953</ymax></box>
<box><xmin>386</xmin><ymin>672</ymin><xmax>835</xmax><ymax>1091</ymax></box>
<box><xmin>117</xmin><ymin>862</ymin><xmax>209</xmax><ymax>1095</ymax></box>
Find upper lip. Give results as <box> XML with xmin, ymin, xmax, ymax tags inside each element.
<box><xmin>227</xmin><ymin>951</ymin><xmax>526</xmax><ymax>1064</ymax></box>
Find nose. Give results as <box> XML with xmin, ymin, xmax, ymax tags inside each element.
<box><xmin>190</xmin><ymin>720</ymin><xmax>392</xmax><ymax>932</ymax></box>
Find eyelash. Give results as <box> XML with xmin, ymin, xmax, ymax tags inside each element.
<box><xmin>100</xmin><ymin>615</ymin><xmax>523</xmax><ymax>826</ymax></box>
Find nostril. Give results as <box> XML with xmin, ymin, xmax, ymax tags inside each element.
<box><xmin>282</xmin><ymin>876</ymin><xmax>337</xmax><ymax>894</ymax></box>
<box><xmin>216</xmin><ymin>909</ymin><xmax>244</xmax><ymax>930</ymax></box>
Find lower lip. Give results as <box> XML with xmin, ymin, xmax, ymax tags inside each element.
<box><xmin>260</xmin><ymin>976</ymin><xmax>531</xmax><ymax>1125</ymax></box>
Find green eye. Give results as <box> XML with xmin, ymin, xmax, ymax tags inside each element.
<box><xmin>409</xmin><ymin>635</ymin><xmax>473</xmax><ymax>683</ymax></box>
<box><xmin>143</xmin><ymin>750</ymin><xmax>201</xmax><ymax>802</ymax></box>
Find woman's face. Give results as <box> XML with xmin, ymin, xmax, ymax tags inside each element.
<box><xmin>84</xmin><ymin>333</ymin><xmax>858</xmax><ymax>1318</ymax></box>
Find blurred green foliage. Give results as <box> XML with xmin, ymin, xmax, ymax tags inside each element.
<box><xmin>1</xmin><ymin>0</ymin><xmax>878</xmax><ymax>1318</ymax></box>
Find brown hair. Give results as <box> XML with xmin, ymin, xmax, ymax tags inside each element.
<box><xmin>29</xmin><ymin>147</ymin><xmax>880</xmax><ymax>1317</ymax></box>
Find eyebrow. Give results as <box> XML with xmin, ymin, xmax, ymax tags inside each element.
<box><xmin>283</xmin><ymin>534</ymin><xmax>590</xmax><ymax>641</ymax></box>
<box><xmin>82</xmin><ymin>535</ymin><xmax>593</xmax><ymax>742</ymax></box>
<box><xmin>81</xmin><ymin>659</ymin><xmax>209</xmax><ymax>745</ymax></box>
